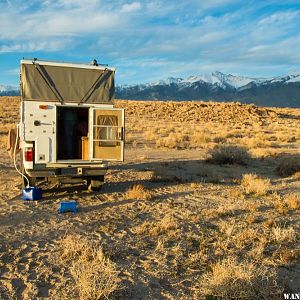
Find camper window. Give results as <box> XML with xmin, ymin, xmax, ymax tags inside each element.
<box><xmin>95</xmin><ymin>115</ymin><xmax>118</xmax><ymax>146</ymax></box>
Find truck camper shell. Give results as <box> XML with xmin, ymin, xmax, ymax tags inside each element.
<box><xmin>18</xmin><ymin>59</ymin><xmax>124</xmax><ymax>190</ymax></box>
<box><xmin>20</xmin><ymin>59</ymin><xmax>115</xmax><ymax>104</ymax></box>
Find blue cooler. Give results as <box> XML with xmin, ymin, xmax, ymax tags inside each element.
<box><xmin>22</xmin><ymin>187</ymin><xmax>43</xmax><ymax>201</ymax></box>
<box><xmin>59</xmin><ymin>201</ymin><xmax>78</xmax><ymax>213</ymax></box>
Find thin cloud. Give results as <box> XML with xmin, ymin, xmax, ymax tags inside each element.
<box><xmin>258</xmin><ymin>10</ymin><xmax>300</xmax><ymax>25</ymax></box>
<box><xmin>0</xmin><ymin>40</ymin><xmax>71</xmax><ymax>53</ymax></box>
<box><xmin>121</xmin><ymin>2</ymin><xmax>142</xmax><ymax>13</ymax></box>
<box><xmin>0</xmin><ymin>9</ymin><xmax>121</xmax><ymax>40</ymax></box>
<box><xmin>6</xmin><ymin>68</ymin><xmax>20</xmax><ymax>75</ymax></box>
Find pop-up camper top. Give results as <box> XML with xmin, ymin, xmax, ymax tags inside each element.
<box><xmin>18</xmin><ymin>59</ymin><xmax>125</xmax><ymax>190</ymax></box>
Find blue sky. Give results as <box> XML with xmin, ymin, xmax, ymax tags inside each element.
<box><xmin>0</xmin><ymin>0</ymin><xmax>300</xmax><ymax>86</ymax></box>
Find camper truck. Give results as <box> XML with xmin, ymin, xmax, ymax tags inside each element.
<box><xmin>18</xmin><ymin>59</ymin><xmax>124</xmax><ymax>190</ymax></box>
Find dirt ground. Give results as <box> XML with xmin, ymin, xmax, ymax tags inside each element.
<box><xmin>0</xmin><ymin>97</ymin><xmax>300</xmax><ymax>299</ymax></box>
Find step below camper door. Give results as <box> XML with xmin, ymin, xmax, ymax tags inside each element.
<box><xmin>90</xmin><ymin>108</ymin><xmax>124</xmax><ymax>161</ymax></box>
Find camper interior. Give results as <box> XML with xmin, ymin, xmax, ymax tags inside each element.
<box><xmin>57</xmin><ymin>107</ymin><xmax>89</xmax><ymax>160</ymax></box>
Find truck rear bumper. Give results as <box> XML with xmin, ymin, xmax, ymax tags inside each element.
<box><xmin>26</xmin><ymin>166</ymin><xmax>107</xmax><ymax>178</ymax></box>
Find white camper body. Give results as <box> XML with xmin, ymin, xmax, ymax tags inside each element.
<box><xmin>19</xmin><ymin>59</ymin><xmax>124</xmax><ymax>189</ymax></box>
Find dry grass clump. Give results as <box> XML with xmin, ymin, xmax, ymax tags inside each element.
<box><xmin>218</xmin><ymin>220</ymin><xmax>235</xmax><ymax>237</ymax></box>
<box><xmin>207</xmin><ymin>144</ymin><xmax>250</xmax><ymax>165</ymax></box>
<box><xmin>241</xmin><ymin>173</ymin><xmax>271</xmax><ymax>196</ymax></box>
<box><xmin>242</xmin><ymin>133</ymin><xmax>270</xmax><ymax>149</ymax></box>
<box><xmin>59</xmin><ymin>235</ymin><xmax>119</xmax><ymax>300</ymax></box>
<box><xmin>276</xmin><ymin>156</ymin><xmax>300</xmax><ymax>176</ymax></box>
<box><xmin>248</xmin><ymin>236</ymin><xmax>268</xmax><ymax>260</ymax></box>
<box><xmin>245</xmin><ymin>213</ymin><xmax>257</xmax><ymax>225</ymax></box>
<box><xmin>244</xmin><ymin>202</ymin><xmax>258</xmax><ymax>213</ymax></box>
<box><xmin>227</xmin><ymin>188</ymin><xmax>245</xmax><ymax>200</ymax></box>
<box><xmin>285</xmin><ymin>193</ymin><xmax>300</xmax><ymax>210</ymax></box>
<box><xmin>149</xmin><ymin>167</ymin><xmax>182</xmax><ymax>182</ymax></box>
<box><xmin>233</xmin><ymin>228</ymin><xmax>258</xmax><ymax>250</ymax></box>
<box><xmin>250</xmin><ymin>147</ymin><xmax>278</xmax><ymax>159</ymax></box>
<box><xmin>125</xmin><ymin>132</ymin><xmax>135</xmax><ymax>144</ymax></box>
<box><xmin>71</xmin><ymin>251</ymin><xmax>119</xmax><ymax>300</ymax></box>
<box><xmin>201</xmin><ymin>257</ymin><xmax>282</xmax><ymax>299</ymax></box>
<box><xmin>271</xmin><ymin>225</ymin><xmax>296</xmax><ymax>243</ymax></box>
<box><xmin>277</xmin><ymin>133</ymin><xmax>297</xmax><ymax>143</ymax></box>
<box><xmin>149</xmin><ymin>215</ymin><xmax>178</xmax><ymax>236</ymax></box>
<box><xmin>60</xmin><ymin>234</ymin><xmax>93</xmax><ymax>262</ymax></box>
<box><xmin>156</xmin><ymin>132</ymin><xmax>189</xmax><ymax>149</ymax></box>
<box><xmin>274</xmin><ymin>200</ymin><xmax>289</xmax><ymax>215</ymax></box>
<box><xmin>292</xmin><ymin>171</ymin><xmax>300</xmax><ymax>179</ymax></box>
<box><xmin>263</xmin><ymin>218</ymin><xmax>275</xmax><ymax>228</ymax></box>
<box><xmin>190</xmin><ymin>131</ymin><xmax>210</xmax><ymax>147</ymax></box>
<box><xmin>276</xmin><ymin>247</ymin><xmax>300</xmax><ymax>265</ymax></box>
<box><xmin>144</xmin><ymin>128</ymin><xmax>157</xmax><ymax>141</ymax></box>
<box><xmin>125</xmin><ymin>183</ymin><xmax>152</xmax><ymax>200</ymax></box>
<box><xmin>272</xmin><ymin>193</ymin><xmax>289</xmax><ymax>215</ymax></box>
<box><xmin>133</xmin><ymin>215</ymin><xmax>178</xmax><ymax>237</ymax></box>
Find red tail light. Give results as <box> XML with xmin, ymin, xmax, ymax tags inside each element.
<box><xmin>24</xmin><ymin>147</ymin><xmax>33</xmax><ymax>162</ymax></box>
<box><xmin>39</xmin><ymin>105</ymin><xmax>49</xmax><ymax>110</ymax></box>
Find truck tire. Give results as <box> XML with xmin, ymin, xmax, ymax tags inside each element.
<box><xmin>87</xmin><ymin>175</ymin><xmax>104</xmax><ymax>191</ymax></box>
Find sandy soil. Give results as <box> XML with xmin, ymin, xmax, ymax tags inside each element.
<box><xmin>0</xmin><ymin>97</ymin><xmax>300</xmax><ymax>299</ymax></box>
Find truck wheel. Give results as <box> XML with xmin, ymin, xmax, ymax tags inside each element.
<box><xmin>87</xmin><ymin>176</ymin><xmax>104</xmax><ymax>192</ymax></box>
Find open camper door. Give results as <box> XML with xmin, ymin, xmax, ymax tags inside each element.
<box><xmin>91</xmin><ymin>108</ymin><xmax>125</xmax><ymax>161</ymax></box>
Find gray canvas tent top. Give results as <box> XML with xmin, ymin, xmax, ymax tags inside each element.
<box><xmin>20</xmin><ymin>59</ymin><xmax>115</xmax><ymax>104</ymax></box>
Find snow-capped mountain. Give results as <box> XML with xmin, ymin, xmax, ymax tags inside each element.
<box><xmin>0</xmin><ymin>84</ymin><xmax>19</xmax><ymax>96</ymax></box>
<box><xmin>116</xmin><ymin>71</ymin><xmax>300</xmax><ymax>108</ymax></box>
<box><xmin>173</xmin><ymin>71</ymin><xmax>265</xmax><ymax>89</ymax></box>
<box><xmin>119</xmin><ymin>71</ymin><xmax>300</xmax><ymax>90</ymax></box>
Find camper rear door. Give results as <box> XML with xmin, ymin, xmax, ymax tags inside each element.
<box><xmin>90</xmin><ymin>108</ymin><xmax>125</xmax><ymax>161</ymax></box>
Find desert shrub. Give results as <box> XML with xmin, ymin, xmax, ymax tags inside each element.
<box><xmin>201</xmin><ymin>257</ymin><xmax>282</xmax><ymax>299</ymax></box>
<box><xmin>59</xmin><ymin>235</ymin><xmax>119</xmax><ymax>300</ymax></box>
<box><xmin>208</xmin><ymin>144</ymin><xmax>250</xmax><ymax>165</ymax></box>
<box><xmin>125</xmin><ymin>183</ymin><xmax>152</xmax><ymax>200</ymax></box>
<box><xmin>276</xmin><ymin>157</ymin><xmax>300</xmax><ymax>176</ymax></box>
<box><xmin>241</xmin><ymin>174</ymin><xmax>271</xmax><ymax>196</ymax></box>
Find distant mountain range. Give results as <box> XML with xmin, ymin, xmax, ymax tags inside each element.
<box><xmin>1</xmin><ymin>71</ymin><xmax>300</xmax><ymax>107</ymax></box>
<box><xmin>0</xmin><ymin>84</ymin><xmax>19</xmax><ymax>96</ymax></box>
<box><xmin>116</xmin><ymin>71</ymin><xmax>300</xmax><ymax>108</ymax></box>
